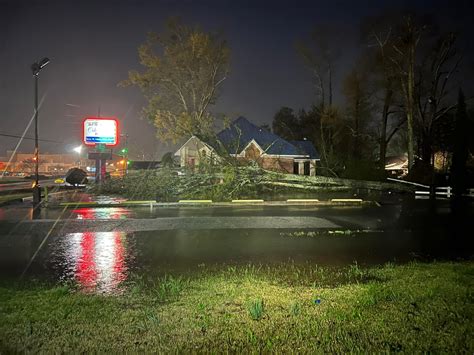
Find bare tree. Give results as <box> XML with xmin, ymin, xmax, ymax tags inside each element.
<box><xmin>296</xmin><ymin>24</ymin><xmax>341</xmax><ymax>109</ymax></box>
<box><xmin>390</xmin><ymin>15</ymin><xmax>425</xmax><ymax>171</ymax></box>
<box><xmin>415</xmin><ymin>32</ymin><xmax>461</xmax><ymax>163</ymax></box>
<box><xmin>363</xmin><ymin>19</ymin><xmax>406</xmax><ymax>169</ymax></box>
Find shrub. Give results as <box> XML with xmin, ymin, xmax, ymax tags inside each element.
<box><xmin>340</xmin><ymin>160</ymin><xmax>387</xmax><ymax>181</ymax></box>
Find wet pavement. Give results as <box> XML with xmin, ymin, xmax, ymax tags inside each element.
<box><xmin>0</xmin><ymin>196</ymin><xmax>472</xmax><ymax>293</ymax></box>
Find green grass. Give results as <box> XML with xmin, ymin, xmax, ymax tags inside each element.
<box><xmin>247</xmin><ymin>298</ymin><xmax>265</xmax><ymax>320</ymax></box>
<box><xmin>0</xmin><ymin>261</ymin><xmax>472</xmax><ymax>352</ymax></box>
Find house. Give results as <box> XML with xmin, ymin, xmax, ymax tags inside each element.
<box><xmin>174</xmin><ymin>117</ymin><xmax>320</xmax><ymax>176</ymax></box>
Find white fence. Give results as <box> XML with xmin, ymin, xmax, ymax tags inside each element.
<box><xmin>415</xmin><ymin>186</ymin><xmax>452</xmax><ymax>199</ymax></box>
<box><xmin>415</xmin><ymin>187</ymin><xmax>474</xmax><ymax>199</ymax></box>
<box><xmin>388</xmin><ymin>178</ymin><xmax>473</xmax><ymax>199</ymax></box>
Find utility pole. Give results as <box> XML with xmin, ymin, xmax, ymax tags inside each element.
<box><xmin>31</xmin><ymin>57</ymin><xmax>50</xmax><ymax>208</ymax></box>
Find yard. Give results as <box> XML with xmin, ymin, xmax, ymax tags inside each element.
<box><xmin>1</xmin><ymin>261</ymin><xmax>472</xmax><ymax>352</ymax></box>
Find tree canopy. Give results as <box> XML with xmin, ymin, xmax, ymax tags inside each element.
<box><xmin>122</xmin><ymin>19</ymin><xmax>230</xmax><ymax>143</ymax></box>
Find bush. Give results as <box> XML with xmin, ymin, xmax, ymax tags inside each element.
<box><xmin>407</xmin><ymin>160</ymin><xmax>433</xmax><ymax>185</ymax></box>
<box><xmin>340</xmin><ymin>160</ymin><xmax>386</xmax><ymax>181</ymax></box>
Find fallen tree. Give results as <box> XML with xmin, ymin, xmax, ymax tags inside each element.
<box><xmin>91</xmin><ymin>166</ymin><xmax>414</xmax><ymax>201</ymax></box>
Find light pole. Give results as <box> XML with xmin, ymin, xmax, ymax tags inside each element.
<box><xmin>31</xmin><ymin>57</ymin><xmax>50</xmax><ymax>207</ymax></box>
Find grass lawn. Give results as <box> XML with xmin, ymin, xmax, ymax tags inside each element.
<box><xmin>0</xmin><ymin>261</ymin><xmax>472</xmax><ymax>352</ymax></box>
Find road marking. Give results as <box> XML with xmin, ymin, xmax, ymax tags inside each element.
<box><xmin>287</xmin><ymin>199</ymin><xmax>319</xmax><ymax>202</ymax></box>
<box><xmin>231</xmin><ymin>199</ymin><xmax>264</xmax><ymax>203</ymax></box>
<box><xmin>178</xmin><ymin>200</ymin><xmax>213</xmax><ymax>203</ymax></box>
<box><xmin>330</xmin><ymin>199</ymin><xmax>363</xmax><ymax>203</ymax></box>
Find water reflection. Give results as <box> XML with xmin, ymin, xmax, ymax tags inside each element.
<box><xmin>65</xmin><ymin>232</ymin><xmax>128</xmax><ymax>293</ymax></box>
<box><xmin>72</xmin><ymin>207</ymin><xmax>133</xmax><ymax>220</ymax></box>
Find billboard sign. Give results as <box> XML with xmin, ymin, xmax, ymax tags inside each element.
<box><xmin>82</xmin><ymin>117</ymin><xmax>119</xmax><ymax>146</ymax></box>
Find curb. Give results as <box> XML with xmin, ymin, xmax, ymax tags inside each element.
<box><xmin>53</xmin><ymin>199</ymin><xmax>376</xmax><ymax>208</ymax></box>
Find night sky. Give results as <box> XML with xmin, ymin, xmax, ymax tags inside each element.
<box><xmin>1</xmin><ymin>0</ymin><xmax>473</xmax><ymax>160</ymax></box>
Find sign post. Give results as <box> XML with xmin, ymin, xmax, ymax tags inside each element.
<box><xmin>82</xmin><ymin>117</ymin><xmax>119</xmax><ymax>184</ymax></box>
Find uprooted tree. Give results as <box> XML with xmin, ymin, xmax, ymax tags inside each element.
<box><xmin>121</xmin><ymin>18</ymin><xmax>230</xmax><ymax>143</ymax></box>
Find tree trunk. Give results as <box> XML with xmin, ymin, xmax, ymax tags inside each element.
<box><xmin>328</xmin><ymin>65</ymin><xmax>333</xmax><ymax>107</ymax></box>
<box><xmin>421</xmin><ymin>130</ymin><xmax>432</xmax><ymax>164</ymax></box>
<box><xmin>406</xmin><ymin>43</ymin><xmax>416</xmax><ymax>171</ymax></box>
<box><xmin>379</xmin><ymin>88</ymin><xmax>393</xmax><ymax>170</ymax></box>
<box><xmin>353</xmin><ymin>98</ymin><xmax>360</xmax><ymax>160</ymax></box>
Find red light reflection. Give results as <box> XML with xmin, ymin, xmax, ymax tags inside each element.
<box><xmin>73</xmin><ymin>207</ymin><xmax>132</xmax><ymax>220</ymax></box>
<box><xmin>72</xmin><ymin>231</ymin><xmax>128</xmax><ymax>293</ymax></box>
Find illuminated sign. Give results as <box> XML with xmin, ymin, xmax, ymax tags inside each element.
<box><xmin>82</xmin><ymin>117</ymin><xmax>119</xmax><ymax>146</ymax></box>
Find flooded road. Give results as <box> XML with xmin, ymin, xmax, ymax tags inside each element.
<box><xmin>0</xmin><ymin>198</ymin><xmax>472</xmax><ymax>293</ymax></box>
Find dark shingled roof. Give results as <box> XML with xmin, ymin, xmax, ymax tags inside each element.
<box><xmin>289</xmin><ymin>140</ymin><xmax>320</xmax><ymax>159</ymax></box>
<box><xmin>214</xmin><ymin>116</ymin><xmax>319</xmax><ymax>158</ymax></box>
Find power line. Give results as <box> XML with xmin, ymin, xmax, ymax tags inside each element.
<box><xmin>0</xmin><ymin>132</ymin><xmax>63</xmax><ymax>144</ymax></box>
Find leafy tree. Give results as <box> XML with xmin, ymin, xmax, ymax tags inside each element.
<box><xmin>161</xmin><ymin>152</ymin><xmax>175</xmax><ymax>168</ymax></box>
<box><xmin>20</xmin><ymin>158</ymin><xmax>36</xmax><ymax>173</ymax></box>
<box><xmin>122</xmin><ymin>19</ymin><xmax>230</xmax><ymax>143</ymax></box>
<box><xmin>272</xmin><ymin>107</ymin><xmax>300</xmax><ymax>140</ymax></box>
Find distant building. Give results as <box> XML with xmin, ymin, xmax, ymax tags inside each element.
<box><xmin>0</xmin><ymin>150</ymin><xmax>125</xmax><ymax>175</ymax></box>
<box><xmin>175</xmin><ymin>117</ymin><xmax>320</xmax><ymax>176</ymax></box>
<box><xmin>385</xmin><ymin>155</ymin><xmax>408</xmax><ymax>177</ymax></box>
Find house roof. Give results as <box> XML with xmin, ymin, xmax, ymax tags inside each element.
<box><xmin>175</xmin><ymin>117</ymin><xmax>320</xmax><ymax>159</ymax></box>
<box><xmin>215</xmin><ymin>116</ymin><xmax>317</xmax><ymax>157</ymax></box>
<box><xmin>289</xmin><ymin>140</ymin><xmax>320</xmax><ymax>159</ymax></box>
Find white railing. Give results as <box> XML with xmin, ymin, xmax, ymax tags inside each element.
<box><xmin>415</xmin><ymin>186</ymin><xmax>452</xmax><ymax>199</ymax></box>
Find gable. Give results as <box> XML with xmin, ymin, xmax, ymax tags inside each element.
<box><xmin>243</xmin><ymin>140</ymin><xmax>263</xmax><ymax>159</ymax></box>
<box><xmin>175</xmin><ymin>136</ymin><xmax>215</xmax><ymax>156</ymax></box>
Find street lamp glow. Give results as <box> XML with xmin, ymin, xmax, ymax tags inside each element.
<box><xmin>73</xmin><ymin>145</ymin><xmax>83</xmax><ymax>154</ymax></box>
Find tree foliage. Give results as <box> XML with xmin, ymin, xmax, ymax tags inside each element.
<box><xmin>272</xmin><ymin>107</ymin><xmax>299</xmax><ymax>140</ymax></box>
<box><xmin>122</xmin><ymin>19</ymin><xmax>230</xmax><ymax>142</ymax></box>
<box><xmin>161</xmin><ymin>152</ymin><xmax>175</xmax><ymax>168</ymax></box>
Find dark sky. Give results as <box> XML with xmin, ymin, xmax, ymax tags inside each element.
<box><xmin>1</xmin><ymin>0</ymin><xmax>473</xmax><ymax>159</ymax></box>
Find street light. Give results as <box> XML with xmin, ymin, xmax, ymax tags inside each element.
<box><xmin>31</xmin><ymin>57</ymin><xmax>50</xmax><ymax>207</ymax></box>
<box><xmin>73</xmin><ymin>145</ymin><xmax>83</xmax><ymax>154</ymax></box>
